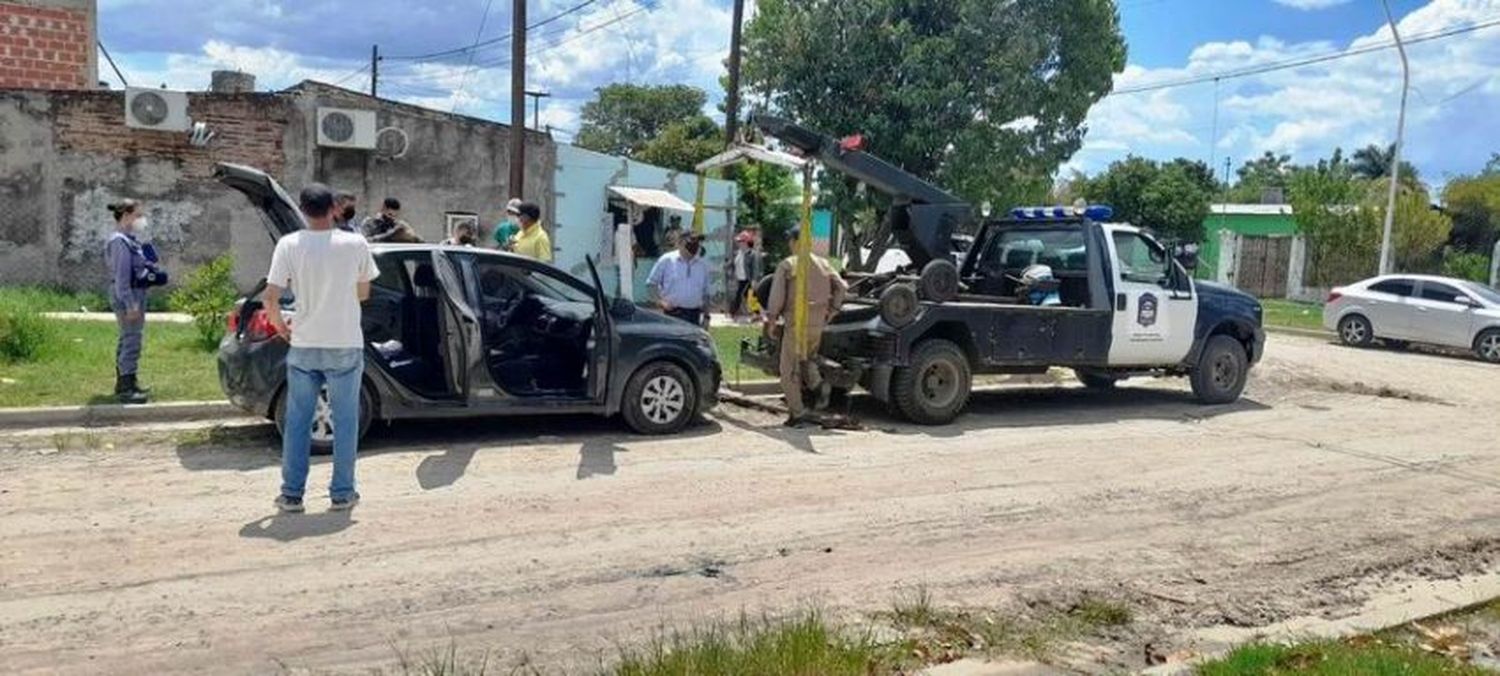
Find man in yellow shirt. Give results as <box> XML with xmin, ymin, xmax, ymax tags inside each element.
<box><xmin>510</xmin><ymin>201</ymin><xmax>552</xmax><ymax>263</ymax></box>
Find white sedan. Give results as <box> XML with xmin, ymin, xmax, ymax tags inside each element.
<box><xmin>1324</xmin><ymin>274</ymin><xmax>1500</xmax><ymax>362</ymax></box>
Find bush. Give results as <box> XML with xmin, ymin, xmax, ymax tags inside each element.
<box><xmin>169</xmin><ymin>255</ymin><xmax>239</xmax><ymax>350</ymax></box>
<box><xmin>0</xmin><ymin>301</ymin><xmax>54</xmax><ymax>363</ymax></box>
<box><xmin>1442</xmin><ymin>250</ymin><xmax>1492</xmax><ymax>283</ymax></box>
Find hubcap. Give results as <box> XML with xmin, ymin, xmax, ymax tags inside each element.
<box><xmin>310</xmin><ymin>387</ymin><xmax>335</xmax><ymax>443</ymax></box>
<box><xmin>1212</xmin><ymin>354</ymin><xmax>1236</xmax><ymax>389</ymax></box>
<box><xmin>640</xmin><ymin>375</ymin><xmax>686</xmax><ymax>425</ymax></box>
<box><xmin>1482</xmin><ymin>334</ymin><xmax>1500</xmax><ymax>361</ymax></box>
<box><xmin>920</xmin><ymin>360</ymin><xmax>961</xmax><ymax>408</ymax></box>
<box><xmin>1342</xmin><ymin>319</ymin><xmax>1367</xmax><ymax>344</ymax></box>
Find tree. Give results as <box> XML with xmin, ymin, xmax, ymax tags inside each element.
<box><xmin>1083</xmin><ymin>156</ymin><xmax>1213</xmax><ymax>243</ymax></box>
<box><xmin>742</xmin><ymin>0</ymin><xmax>1126</xmax><ymax>267</ymax></box>
<box><xmin>1290</xmin><ymin>170</ymin><xmax>1451</xmax><ymax>286</ymax></box>
<box><xmin>1227</xmin><ymin>151</ymin><xmax>1293</xmax><ymax>202</ymax></box>
<box><xmin>575</xmin><ymin>84</ymin><xmax>714</xmax><ymax>158</ymax></box>
<box><xmin>1443</xmin><ymin>173</ymin><xmax>1500</xmax><ymax>253</ymax></box>
<box><xmin>736</xmin><ymin>162</ymin><xmax>801</xmax><ymax>259</ymax></box>
<box><xmin>634</xmin><ymin>117</ymin><xmax>724</xmax><ymax>173</ymax></box>
<box><xmin>1350</xmin><ymin>143</ymin><xmax>1420</xmax><ymax>185</ymax></box>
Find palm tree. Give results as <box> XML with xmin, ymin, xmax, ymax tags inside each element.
<box><xmin>1351</xmin><ymin>143</ymin><xmax>1421</xmax><ymax>184</ymax></box>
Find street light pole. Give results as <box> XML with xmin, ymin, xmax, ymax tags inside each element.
<box><xmin>524</xmin><ymin>90</ymin><xmax>550</xmax><ymax>130</ymax></box>
<box><xmin>1378</xmin><ymin>0</ymin><xmax>1410</xmax><ymax>276</ymax></box>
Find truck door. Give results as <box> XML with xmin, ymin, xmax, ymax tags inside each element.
<box><xmin>1106</xmin><ymin>228</ymin><xmax>1198</xmax><ymax>366</ymax></box>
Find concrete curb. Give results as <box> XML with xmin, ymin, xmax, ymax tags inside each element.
<box><xmin>1265</xmin><ymin>324</ymin><xmax>1334</xmax><ymax>340</ymax></box>
<box><xmin>0</xmin><ymin>401</ymin><xmax>244</xmax><ymax>429</ymax></box>
<box><xmin>41</xmin><ymin>311</ymin><xmax>194</xmax><ymax>324</ymax></box>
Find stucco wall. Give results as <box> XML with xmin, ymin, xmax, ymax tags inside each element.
<box><xmin>551</xmin><ymin>143</ymin><xmax>737</xmax><ymax>303</ymax></box>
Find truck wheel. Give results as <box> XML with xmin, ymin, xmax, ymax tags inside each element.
<box><xmin>1074</xmin><ymin>369</ymin><xmax>1119</xmax><ymax>390</ymax></box>
<box><xmin>1337</xmin><ymin>314</ymin><xmax>1374</xmax><ymax>347</ymax></box>
<box><xmin>274</xmin><ymin>383</ymin><xmax>374</xmax><ymax>456</ymax></box>
<box><xmin>622</xmin><ymin>361</ymin><xmax>698</xmax><ymax>435</ymax></box>
<box><xmin>1190</xmin><ymin>335</ymin><xmax>1249</xmax><ymax>405</ymax></box>
<box><xmin>880</xmin><ymin>283</ymin><xmax>920</xmax><ymax>328</ymax></box>
<box><xmin>918</xmin><ymin>259</ymin><xmax>960</xmax><ymax>302</ymax></box>
<box><xmin>1474</xmin><ymin>329</ymin><xmax>1500</xmax><ymax>363</ymax></box>
<box><xmin>892</xmin><ymin>339</ymin><xmax>972</xmax><ymax>425</ymax></box>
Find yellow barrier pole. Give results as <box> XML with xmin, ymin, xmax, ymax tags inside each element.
<box><xmin>691</xmin><ymin>170</ymin><xmax>709</xmax><ymax>235</ymax></box>
<box><xmin>793</xmin><ymin>164</ymin><xmax>814</xmax><ymax>359</ymax></box>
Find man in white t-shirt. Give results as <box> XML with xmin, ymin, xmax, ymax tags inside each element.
<box><xmin>264</xmin><ymin>183</ymin><xmax>378</xmax><ymax>513</ymax></box>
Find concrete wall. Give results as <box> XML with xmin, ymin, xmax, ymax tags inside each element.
<box><xmin>1198</xmin><ymin>210</ymin><xmax>1298</xmax><ymax>281</ymax></box>
<box><xmin>285</xmin><ymin>82</ymin><xmax>555</xmax><ymax>247</ymax></box>
<box><xmin>0</xmin><ymin>0</ymin><xmax>95</xmax><ymax>90</ymax></box>
<box><xmin>551</xmin><ymin>143</ymin><xmax>737</xmax><ymax>303</ymax></box>
<box><xmin>0</xmin><ymin>89</ymin><xmax>294</xmax><ymax>292</ymax></box>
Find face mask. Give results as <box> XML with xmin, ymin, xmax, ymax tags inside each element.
<box><xmin>684</xmin><ymin>242</ymin><xmax>701</xmax><ymax>256</ymax></box>
<box><xmin>133</xmin><ymin>217</ymin><xmax>151</xmax><ymax>234</ymax></box>
<box><xmin>342</xmin><ymin>206</ymin><xmax>356</xmax><ymax>221</ymax></box>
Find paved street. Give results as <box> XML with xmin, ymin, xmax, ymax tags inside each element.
<box><xmin>2</xmin><ymin>333</ymin><xmax>1498</xmax><ymax>674</ymax></box>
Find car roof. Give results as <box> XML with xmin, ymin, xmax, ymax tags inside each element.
<box><xmin>1357</xmin><ymin>273</ymin><xmax>1477</xmax><ymax>286</ymax></box>
<box><xmin>371</xmin><ymin>243</ymin><xmax>522</xmax><ymax>260</ymax></box>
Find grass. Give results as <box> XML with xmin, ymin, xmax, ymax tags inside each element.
<box><xmin>0</xmin><ymin>318</ymin><xmax>221</xmax><ymax>407</ymax></box>
<box><xmin>613</xmin><ymin>612</ymin><xmax>906</xmax><ymax>676</ymax></box>
<box><xmin>1198</xmin><ymin>638</ymin><xmax>1489</xmax><ymax>675</ymax></box>
<box><xmin>1260</xmin><ymin>299</ymin><xmax>1327</xmax><ymax>332</ymax></box>
<box><xmin>710</xmin><ymin>324</ymin><xmax>774</xmax><ymax>383</ymax></box>
<box><xmin>885</xmin><ymin>587</ymin><xmax>1132</xmax><ymax>662</ymax></box>
<box><xmin>0</xmin><ymin>284</ymin><xmax>171</xmax><ymax>313</ymax></box>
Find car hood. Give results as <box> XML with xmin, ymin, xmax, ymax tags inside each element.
<box><xmin>1197</xmin><ymin>279</ymin><xmax>1264</xmax><ymax>323</ymax></box>
<box><xmin>617</xmin><ymin>306</ymin><xmax>711</xmax><ymax>340</ymax></box>
<box><xmin>214</xmin><ymin>162</ymin><xmax>304</xmax><ymax>241</ymax></box>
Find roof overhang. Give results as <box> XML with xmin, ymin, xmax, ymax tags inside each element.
<box><xmin>607</xmin><ymin>186</ymin><xmax>695</xmax><ymax>211</ymax></box>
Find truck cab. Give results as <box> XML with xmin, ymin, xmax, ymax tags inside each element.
<box><xmin>738</xmin><ymin>116</ymin><xmax>1264</xmax><ymax>425</ymax></box>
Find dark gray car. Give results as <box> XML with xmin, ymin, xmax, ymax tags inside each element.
<box><xmin>214</xmin><ymin>163</ymin><xmax>720</xmax><ymax>450</ymax></box>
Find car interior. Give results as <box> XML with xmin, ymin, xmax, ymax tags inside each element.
<box><xmin>461</xmin><ymin>256</ymin><xmax>596</xmax><ymax>398</ymax></box>
<box><xmin>362</xmin><ymin>253</ymin><xmax>456</xmax><ymax>399</ymax></box>
<box><xmin>966</xmin><ymin>228</ymin><xmax>1092</xmax><ymax>307</ymax></box>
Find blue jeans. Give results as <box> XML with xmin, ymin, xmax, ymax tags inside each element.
<box><xmin>281</xmin><ymin>347</ymin><xmax>364</xmax><ymax>501</ymax></box>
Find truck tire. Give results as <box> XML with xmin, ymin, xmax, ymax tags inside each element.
<box><xmin>892</xmin><ymin>339</ymin><xmax>972</xmax><ymax>425</ymax></box>
<box><xmin>1190</xmin><ymin>335</ymin><xmax>1249</xmax><ymax>405</ymax></box>
<box><xmin>880</xmin><ymin>283</ymin><xmax>920</xmax><ymax>328</ymax></box>
<box><xmin>274</xmin><ymin>383</ymin><xmax>375</xmax><ymax>456</ymax></box>
<box><xmin>918</xmin><ymin>259</ymin><xmax>960</xmax><ymax>302</ymax></box>
<box><xmin>621</xmin><ymin>361</ymin><xmax>698</xmax><ymax>435</ymax></box>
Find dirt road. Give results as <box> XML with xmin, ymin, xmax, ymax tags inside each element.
<box><xmin>3</xmin><ymin>333</ymin><xmax>1498</xmax><ymax>674</ymax></box>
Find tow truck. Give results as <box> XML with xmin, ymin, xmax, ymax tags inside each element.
<box><xmin>741</xmin><ymin>116</ymin><xmax>1266</xmax><ymax>424</ymax></box>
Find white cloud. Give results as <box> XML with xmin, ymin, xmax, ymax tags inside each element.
<box><xmin>1072</xmin><ymin>0</ymin><xmax>1500</xmax><ymax>183</ymax></box>
<box><xmin>1272</xmin><ymin>0</ymin><xmax>1355</xmax><ymax>10</ymax></box>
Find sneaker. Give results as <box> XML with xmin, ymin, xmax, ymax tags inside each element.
<box><xmin>330</xmin><ymin>494</ymin><xmax>360</xmax><ymax>511</ymax></box>
<box><xmin>274</xmin><ymin>495</ymin><xmax>304</xmax><ymax>513</ymax></box>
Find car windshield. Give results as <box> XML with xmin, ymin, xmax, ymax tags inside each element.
<box><xmin>522</xmin><ymin>268</ymin><xmax>594</xmax><ymax>303</ymax></box>
<box><xmin>1463</xmin><ymin>282</ymin><xmax>1500</xmax><ymax>306</ymax></box>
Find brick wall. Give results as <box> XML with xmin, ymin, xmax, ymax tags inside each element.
<box><xmin>0</xmin><ymin>1</ymin><xmax>92</xmax><ymax>90</ymax></box>
<box><xmin>53</xmin><ymin>91</ymin><xmax>293</xmax><ymax>178</ymax></box>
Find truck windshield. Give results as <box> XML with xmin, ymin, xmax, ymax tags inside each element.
<box><xmin>977</xmin><ymin>229</ymin><xmax>1088</xmax><ymax>274</ymax></box>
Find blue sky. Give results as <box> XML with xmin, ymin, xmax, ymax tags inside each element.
<box><xmin>97</xmin><ymin>0</ymin><xmax>1500</xmax><ymax>187</ymax></box>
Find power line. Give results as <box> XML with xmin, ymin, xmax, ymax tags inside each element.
<box><xmin>474</xmin><ymin>2</ymin><xmax>654</xmax><ymax>69</ymax></box>
<box><xmin>384</xmin><ymin>0</ymin><xmax>606</xmax><ymax>62</ymax></box>
<box><xmin>452</xmin><ymin>0</ymin><xmax>498</xmax><ymax>113</ymax></box>
<box><xmin>330</xmin><ymin>62</ymin><xmax>371</xmax><ymax>87</ymax></box>
<box><xmin>1110</xmin><ymin>16</ymin><xmax>1500</xmax><ymax>96</ymax></box>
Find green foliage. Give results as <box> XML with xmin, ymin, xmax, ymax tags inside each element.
<box><xmin>0</xmin><ymin>300</ymin><xmax>54</xmax><ymax>363</ymax></box>
<box><xmin>1290</xmin><ymin>171</ymin><xmax>1452</xmax><ymax>286</ymax></box>
<box><xmin>612</xmin><ymin>612</ymin><xmax>897</xmax><ymax>676</ymax></box>
<box><xmin>0</xmin><ymin>320</ymin><xmax>221</xmax><ymax>407</ymax></box>
<box><xmin>1442</xmin><ymin>173</ymin><xmax>1500</xmax><ymax>253</ymax></box>
<box><xmin>0</xmin><ymin>285</ymin><xmax>109</xmax><ymax>313</ymax></box>
<box><xmin>743</xmin><ymin>0</ymin><xmax>1125</xmax><ymax>256</ymax></box>
<box><xmin>634</xmin><ymin>116</ymin><xmax>724</xmax><ymax>173</ymax></box>
<box><xmin>1083</xmin><ymin>156</ymin><xmax>1213</xmax><ymax>243</ymax></box>
<box><xmin>576</xmin><ymin>84</ymin><xmax>716</xmax><ymax>159</ymax></box>
<box><xmin>736</xmin><ymin>163</ymin><xmax>802</xmax><ymax>259</ymax></box>
<box><xmin>1442</xmin><ymin>250</ymin><xmax>1492</xmax><ymax>283</ymax></box>
<box><xmin>1199</xmin><ymin>639</ymin><xmax>1487</xmax><ymax>676</ymax></box>
<box><xmin>1231</xmin><ymin>150</ymin><xmax>1294</xmax><ymax>202</ymax></box>
<box><xmin>1350</xmin><ymin>143</ymin><xmax>1421</xmax><ymax>185</ymax></box>
<box><xmin>169</xmin><ymin>255</ymin><xmax>238</xmax><ymax>350</ymax></box>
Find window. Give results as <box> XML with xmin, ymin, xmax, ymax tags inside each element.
<box><xmin>1464</xmin><ymin>283</ymin><xmax>1500</xmax><ymax>306</ymax></box>
<box><xmin>980</xmin><ymin>228</ymin><xmax>1088</xmax><ymax>273</ymax></box>
<box><xmin>467</xmin><ymin>254</ymin><xmax>594</xmax><ymax>305</ymax></box>
<box><xmin>371</xmin><ymin>254</ymin><xmax>406</xmax><ymax>293</ymax></box>
<box><xmin>1369</xmin><ymin>279</ymin><xmax>1415</xmax><ymax>297</ymax></box>
<box><xmin>1112</xmin><ymin>232</ymin><xmax>1168</xmax><ymax>284</ymax></box>
<box><xmin>1420</xmin><ymin>282</ymin><xmax>1465</xmax><ymax>303</ymax></box>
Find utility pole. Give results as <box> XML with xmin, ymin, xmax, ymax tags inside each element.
<box><xmin>508</xmin><ymin>0</ymin><xmax>527</xmax><ymax>200</ymax></box>
<box><xmin>1378</xmin><ymin>0</ymin><xmax>1410</xmax><ymax>276</ymax></box>
<box><xmin>370</xmin><ymin>44</ymin><xmax>379</xmax><ymax>97</ymax></box>
<box><xmin>524</xmin><ymin>90</ymin><xmax>550</xmax><ymax>130</ymax></box>
<box><xmin>723</xmin><ymin>0</ymin><xmax>746</xmax><ymax>145</ymax></box>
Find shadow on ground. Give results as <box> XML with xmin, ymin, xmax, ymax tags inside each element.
<box><xmin>239</xmin><ymin>510</ymin><xmax>355</xmax><ymax>542</ymax></box>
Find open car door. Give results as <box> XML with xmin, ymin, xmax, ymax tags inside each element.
<box><xmin>584</xmin><ymin>255</ymin><xmax>614</xmax><ymax>404</ymax></box>
<box><xmin>431</xmin><ymin>251</ymin><xmax>483</xmax><ymax>402</ymax></box>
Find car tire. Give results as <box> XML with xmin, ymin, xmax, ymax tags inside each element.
<box><xmin>622</xmin><ymin>361</ymin><xmax>698</xmax><ymax>435</ymax></box>
<box><xmin>273</xmin><ymin>382</ymin><xmax>375</xmax><ymax>456</ymax></box>
<box><xmin>1074</xmin><ymin>369</ymin><xmax>1119</xmax><ymax>390</ymax></box>
<box><xmin>1337</xmin><ymin>314</ymin><xmax>1374</xmax><ymax>347</ymax></box>
<box><xmin>891</xmin><ymin>339</ymin><xmax>972</xmax><ymax>425</ymax></box>
<box><xmin>1474</xmin><ymin>329</ymin><xmax>1500</xmax><ymax>364</ymax></box>
<box><xmin>1190</xmin><ymin>335</ymin><xmax>1249</xmax><ymax>405</ymax></box>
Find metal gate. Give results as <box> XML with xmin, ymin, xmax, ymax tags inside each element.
<box><xmin>1237</xmin><ymin>236</ymin><xmax>1292</xmax><ymax>298</ymax></box>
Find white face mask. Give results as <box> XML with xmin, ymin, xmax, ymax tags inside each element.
<box><xmin>133</xmin><ymin>217</ymin><xmax>151</xmax><ymax>234</ymax></box>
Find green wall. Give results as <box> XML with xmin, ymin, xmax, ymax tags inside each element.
<box><xmin>1196</xmin><ymin>211</ymin><xmax>1299</xmax><ymax>280</ymax></box>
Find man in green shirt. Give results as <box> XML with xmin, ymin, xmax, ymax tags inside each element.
<box><xmin>493</xmin><ymin>198</ymin><xmax>521</xmax><ymax>251</ymax></box>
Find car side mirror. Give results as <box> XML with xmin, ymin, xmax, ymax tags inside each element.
<box><xmin>610</xmin><ymin>296</ymin><xmax>636</xmax><ymax>319</ymax></box>
<box><xmin>1456</xmin><ymin>295</ymin><xmax>1481</xmax><ymax>308</ymax></box>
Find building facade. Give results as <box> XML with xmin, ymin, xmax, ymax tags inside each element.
<box><xmin>0</xmin><ymin>0</ymin><xmax>95</xmax><ymax>90</ymax></box>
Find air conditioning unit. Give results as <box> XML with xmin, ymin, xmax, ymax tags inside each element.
<box><xmin>316</xmin><ymin>108</ymin><xmax>378</xmax><ymax>149</ymax></box>
<box><xmin>125</xmin><ymin>87</ymin><xmax>191</xmax><ymax>132</ymax></box>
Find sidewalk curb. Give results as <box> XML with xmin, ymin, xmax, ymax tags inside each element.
<box><xmin>1265</xmin><ymin>324</ymin><xmax>1334</xmax><ymax>340</ymax></box>
<box><xmin>0</xmin><ymin>401</ymin><xmax>244</xmax><ymax>429</ymax></box>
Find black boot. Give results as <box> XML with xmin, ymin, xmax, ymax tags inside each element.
<box><xmin>116</xmin><ymin>374</ymin><xmax>149</xmax><ymax>405</ymax></box>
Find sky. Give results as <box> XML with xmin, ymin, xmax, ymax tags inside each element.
<box><xmin>96</xmin><ymin>0</ymin><xmax>1500</xmax><ymax>188</ymax></box>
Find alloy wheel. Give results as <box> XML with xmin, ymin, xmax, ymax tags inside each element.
<box><xmin>640</xmin><ymin>375</ymin><xmax>686</xmax><ymax>425</ymax></box>
<box><xmin>310</xmin><ymin>387</ymin><xmax>335</xmax><ymax>443</ymax></box>
<box><xmin>1482</xmin><ymin>333</ymin><xmax>1500</xmax><ymax>362</ymax></box>
<box><xmin>1341</xmin><ymin>319</ymin><xmax>1368</xmax><ymax>344</ymax></box>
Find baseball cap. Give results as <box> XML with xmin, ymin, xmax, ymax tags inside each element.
<box><xmin>505</xmin><ymin>198</ymin><xmax>523</xmax><ymax>215</ymax></box>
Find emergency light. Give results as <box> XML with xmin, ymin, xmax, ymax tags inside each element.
<box><xmin>1009</xmin><ymin>205</ymin><xmax>1114</xmax><ymax>221</ymax></box>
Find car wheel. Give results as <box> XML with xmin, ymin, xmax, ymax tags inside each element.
<box><xmin>1074</xmin><ymin>369</ymin><xmax>1119</xmax><ymax>390</ymax></box>
<box><xmin>622</xmin><ymin>361</ymin><xmax>697</xmax><ymax>435</ymax></box>
<box><xmin>1474</xmin><ymin>329</ymin><xmax>1500</xmax><ymax>364</ymax></box>
<box><xmin>1190</xmin><ymin>335</ymin><xmax>1249</xmax><ymax>405</ymax></box>
<box><xmin>1337</xmin><ymin>314</ymin><xmax>1374</xmax><ymax>347</ymax></box>
<box><xmin>274</xmin><ymin>383</ymin><xmax>374</xmax><ymax>456</ymax></box>
<box><xmin>891</xmin><ymin>339</ymin><xmax>972</xmax><ymax>425</ymax></box>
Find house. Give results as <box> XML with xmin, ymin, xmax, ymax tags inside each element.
<box><xmin>1198</xmin><ymin>204</ymin><xmax>1313</xmax><ymax>300</ymax></box>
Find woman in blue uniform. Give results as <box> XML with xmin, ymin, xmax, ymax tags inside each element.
<box><xmin>104</xmin><ymin>199</ymin><xmax>156</xmax><ymax>404</ymax></box>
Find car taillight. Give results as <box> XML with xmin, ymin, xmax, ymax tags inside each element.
<box><xmin>226</xmin><ymin>311</ymin><xmax>240</xmax><ymax>335</ymax></box>
<box><xmin>1326</xmin><ymin>290</ymin><xmax>1342</xmax><ymax>303</ymax></box>
<box><xmin>234</xmin><ymin>308</ymin><xmax>276</xmax><ymax>342</ymax></box>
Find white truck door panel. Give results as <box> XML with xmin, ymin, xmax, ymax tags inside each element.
<box><xmin>1106</xmin><ymin>227</ymin><xmax>1198</xmax><ymax>366</ymax></box>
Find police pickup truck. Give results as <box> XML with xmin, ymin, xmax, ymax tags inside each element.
<box><xmin>742</xmin><ymin>116</ymin><xmax>1266</xmax><ymax>425</ymax></box>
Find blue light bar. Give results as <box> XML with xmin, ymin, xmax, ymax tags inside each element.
<box><xmin>1008</xmin><ymin>205</ymin><xmax>1114</xmax><ymax>220</ymax></box>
